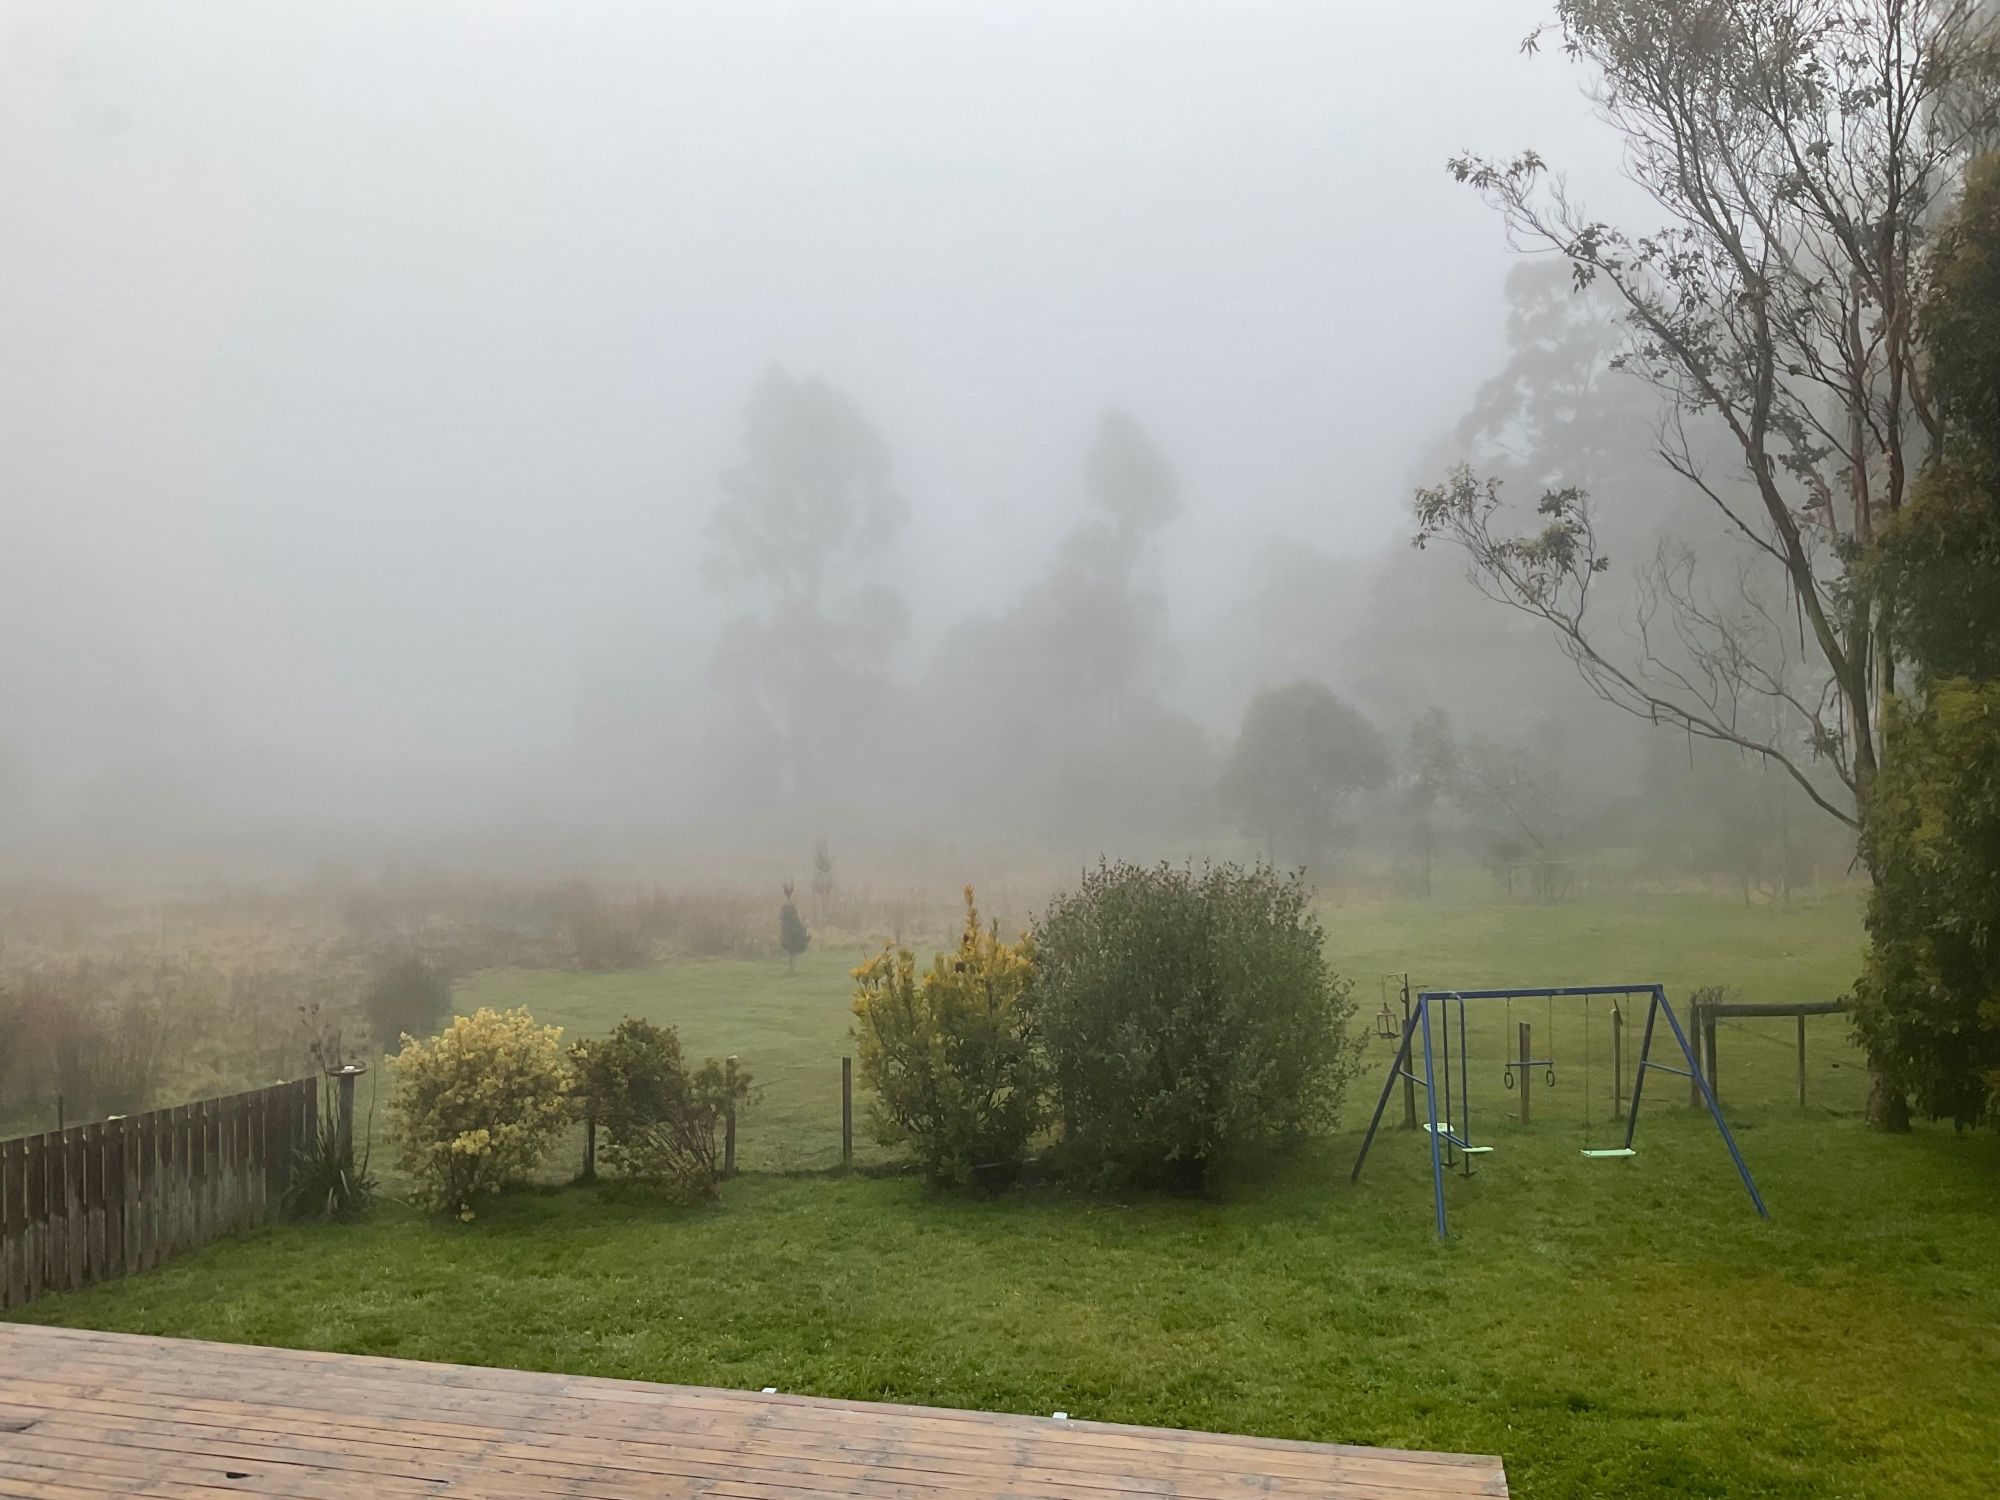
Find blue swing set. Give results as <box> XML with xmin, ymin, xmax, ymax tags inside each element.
<box><xmin>1350</xmin><ymin>983</ymin><xmax>1769</xmax><ymax>1237</ymax></box>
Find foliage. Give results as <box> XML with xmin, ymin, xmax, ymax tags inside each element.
<box><xmin>1425</xmin><ymin>2</ymin><xmax>2000</xmax><ymax>837</ymax></box>
<box><xmin>779</xmin><ymin>881</ymin><xmax>810</xmax><ymax>972</ymax></box>
<box><xmin>704</xmin><ymin>369</ymin><xmax>908</xmax><ymax>814</ymax></box>
<box><xmin>811</xmin><ymin>839</ymin><xmax>836</xmax><ymax>925</ymax></box>
<box><xmin>708</xmin><ymin>368</ymin><xmax>906</xmax><ymax>598</ymax></box>
<box><xmin>284</xmin><ymin>1116</ymin><xmax>379</xmax><ymax>1223</ymax></box>
<box><xmin>450</xmin><ymin>878</ymin><xmax>1873</xmax><ymax>1175</ymax></box>
<box><xmin>1853</xmin><ymin>153</ymin><xmax>2000</xmax><ymax>1128</ymax></box>
<box><xmin>362</xmin><ymin>951</ymin><xmax>452</xmax><ymax>1048</ymax></box>
<box><xmin>0</xmin><ymin>985</ymin><xmax>23</xmax><ymax>1123</ymax></box>
<box><xmin>1031</xmin><ymin>861</ymin><xmax>1357</xmax><ymax>1188</ymax></box>
<box><xmin>851</xmin><ymin>887</ymin><xmax>1041</xmax><ymax>1188</ymax></box>
<box><xmin>570</xmin><ymin>1017</ymin><xmax>750</xmax><ymax>1205</ymax></box>
<box><xmin>1398</xmin><ymin>706</ymin><xmax>1463</xmax><ymax>897</ymax></box>
<box><xmin>1854</xmin><ymin>683</ymin><xmax>2000</xmax><ymax>1125</ymax></box>
<box><xmin>910</xmin><ymin>410</ymin><xmax>1208</xmax><ymax>851</ymax></box>
<box><xmin>16</xmin><ymin>965</ymin><xmax>166</xmax><ymax>1123</ymax></box>
<box><xmin>1922</xmin><ymin>150</ymin><xmax>2000</xmax><ymax>443</ymax></box>
<box><xmin>1868</xmin><ymin>152</ymin><xmax>2000</xmax><ymax>685</ymax></box>
<box><xmin>387</xmin><ymin>1007</ymin><xmax>572</xmax><ymax>1219</ymax></box>
<box><xmin>287</xmin><ymin>1002</ymin><xmax>377</xmax><ymax>1221</ymax></box>
<box><xmin>1219</xmin><ymin>680</ymin><xmax>1388</xmax><ymax>870</ymax></box>
<box><xmin>1456</xmin><ymin>730</ymin><xmax>1574</xmax><ymax>902</ymax></box>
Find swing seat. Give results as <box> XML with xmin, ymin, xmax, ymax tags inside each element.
<box><xmin>1420</xmin><ymin>1124</ymin><xmax>1494</xmax><ymax>1153</ymax></box>
<box><xmin>1579</xmin><ymin>1147</ymin><xmax>1636</xmax><ymax>1158</ymax></box>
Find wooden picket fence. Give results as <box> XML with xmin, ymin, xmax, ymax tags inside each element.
<box><xmin>0</xmin><ymin>1077</ymin><xmax>317</xmax><ymax>1311</ymax></box>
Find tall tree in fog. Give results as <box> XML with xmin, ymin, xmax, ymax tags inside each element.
<box><xmin>705</xmin><ymin>370</ymin><xmax>907</xmax><ymax>812</ymax></box>
<box><xmin>1047</xmin><ymin>410</ymin><xmax>1183</xmax><ymax>711</ymax></box>
<box><xmin>1402</xmin><ymin>707</ymin><xmax>1461</xmax><ymax>897</ymax></box>
<box><xmin>1853</xmin><ymin>152</ymin><xmax>2000</xmax><ymax>1125</ymax></box>
<box><xmin>1220</xmin><ymin>681</ymin><xmax>1388</xmax><ymax>869</ymax></box>
<box><xmin>1456</xmin><ymin>727</ymin><xmax>1574</xmax><ymax>903</ymax></box>
<box><xmin>1416</xmin><ymin>1</ymin><xmax>2000</xmax><ymax>838</ymax></box>
<box><xmin>920</xmin><ymin>410</ymin><xmax>1211</xmax><ymax>850</ymax></box>
<box><xmin>1034</xmin><ymin>411</ymin><xmax>1206</xmax><ymax>843</ymax></box>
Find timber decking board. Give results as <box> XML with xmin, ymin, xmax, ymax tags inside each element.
<box><xmin>0</xmin><ymin>1323</ymin><xmax>1508</xmax><ymax>1499</ymax></box>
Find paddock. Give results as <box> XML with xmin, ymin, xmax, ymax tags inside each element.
<box><xmin>0</xmin><ymin>1323</ymin><xmax>1508</xmax><ymax>1498</ymax></box>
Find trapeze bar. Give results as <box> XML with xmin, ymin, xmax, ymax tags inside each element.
<box><xmin>1639</xmin><ymin>1060</ymin><xmax>1694</xmax><ymax>1079</ymax></box>
<box><xmin>1503</xmin><ymin>1058</ymin><xmax>1554</xmax><ymax>1071</ymax></box>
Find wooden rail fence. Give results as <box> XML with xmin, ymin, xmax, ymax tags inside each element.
<box><xmin>0</xmin><ymin>1077</ymin><xmax>316</xmax><ymax>1311</ymax></box>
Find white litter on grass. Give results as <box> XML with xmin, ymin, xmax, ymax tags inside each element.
<box><xmin>762</xmin><ymin>1387</ymin><xmax>777</xmax><ymax>1394</ymax></box>
<box><xmin>1051</xmin><ymin>1412</ymin><xmax>1069</xmax><ymax>1421</ymax></box>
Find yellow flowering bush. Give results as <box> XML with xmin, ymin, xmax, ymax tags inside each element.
<box><xmin>387</xmin><ymin>1007</ymin><xmax>571</xmax><ymax>1218</ymax></box>
<box><xmin>851</xmin><ymin>887</ymin><xmax>1041</xmax><ymax>1188</ymax></box>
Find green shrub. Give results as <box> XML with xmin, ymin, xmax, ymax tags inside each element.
<box><xmin>570</xmin><ymin>1017</ymin><xmax>750</xmax><ymax>1204</ymax></box>
<box><xmin>851</xmin><ymin>887</ymin><xmax>1040</xmax><ymax>1188</ymax></box>
<box><xmin>1853</xmin><ymin>681</ymin><xmax>2000</xmax><ymax>1126</ymax></box>
<box><xmin>363</xmin><ymin>951</ymin><xmax>452</xmax><ymax>1049</ymax></box>
<box><xmin>1031</xmin><ymin>861</ymin><xmax>1356</xmax><ymax>1188</ymax></box>
<box><xmin>387</xmin><ymin>1007</ymin><xmax>571</xmax><ymax>1219</ymax></box>
<box><xmin>779</xmin><ymin>882</ymin><xmax>810</xmax><ymax>972</ymax></box>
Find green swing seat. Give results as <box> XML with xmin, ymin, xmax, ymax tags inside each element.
<box><xmin>1421</xmin><ymin>1122</ymin><xmax>1494</xmax><ymax>1154</ymax></box>
<box><xmin>1576</xmin><ymin>996</ymin><xmax>1636</xmax><ymax>1158</ymax></box>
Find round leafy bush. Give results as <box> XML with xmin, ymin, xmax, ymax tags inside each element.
<box><xmin>1031</xmin><ymin>861</ymin><xmax>1355</xmax><ymax>1187</ymax></box>
<box><xmin>387</xmin><ymin>1006</ymin><xmax>571</xmax><ymax>1219</ymax></box>
<box><xmin>570</xmin><ymin>1017</ymin><xmax>750</xmax><ymax>1204</ymax></box>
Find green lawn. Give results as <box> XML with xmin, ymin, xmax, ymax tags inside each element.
<box><xmin>17</xmin><ymin>878</ymin><xmax>1995</xmax><ymax>1499</ymax></box>
<box><xmin>450</xmin><ymin>877</ymin><xmax>1875</xmax><ymax>1172</ymax></box>
<box><xmin>456</xmin><ymin>945</ymin><xmax>880</xmax><ymax>1173</ymax></box>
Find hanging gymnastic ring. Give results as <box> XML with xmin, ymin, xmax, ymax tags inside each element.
<box><xmin>1503</xmin><ymin>1068</ymin><xmax>1515</xmax><ymax>1090</ymax></box>
<box><xmin>1545</xmin><ymin>1067</ymin><xmax>1557</xmax><ymax>1088</ymax></box>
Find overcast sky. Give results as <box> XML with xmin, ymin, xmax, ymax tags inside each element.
<box><xmin>0</xmin><ymin>1</ymin><xmax>1634</xmax><ymax>860</ymax></box>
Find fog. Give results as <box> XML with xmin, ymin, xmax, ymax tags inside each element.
<box><xmin>2</xmin><ymin>1</ymin><xmax>1757</xmax><ymax>882</ymax></box>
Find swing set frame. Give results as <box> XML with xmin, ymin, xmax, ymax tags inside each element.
<box><xmin>1349</xmin><ymin>983</ymin><xmax>1769</xmax><ymax>1237</ymax></box>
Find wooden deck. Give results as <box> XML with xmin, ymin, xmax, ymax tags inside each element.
<box><xmin>0</xmin><ymin>1323</ymin><xmax>1507</xmax><ymax>1498</ymax></box>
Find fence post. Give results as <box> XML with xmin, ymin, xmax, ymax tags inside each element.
<box><xmin>1797</xmin><ymin>1014</ymin><xmax>1808</xmax><ymax>1109</ymax></box>
<box><xmin>194</xmin><ymin>1101</ymin><xmax>212</xmax><ymax>1247</ymax></box>
<box><xmin>1611</xmin><ymin>1006</ymin><xmax>1625</xmax><ymax>1121</ymax></box>
<box><xmin>723</xmin><ymin>1056</ymin><xmax>738</xmax><ymax>1179</ymax></box>
<box><xmin>1399</xmin><ymin>981</ymin><xmax>1417</xmax><ymax>1130</ymax></box>
<box><xmin>1703</xmin><ymin>1010</ymin><xmax>1720</xmax><ymax>1108</ymax></box>
<box><xmin>1688</xmin><ymin>999</ymin><xmax>1705</xmax><ymax>1110</ymax></box>
<box><xmin>65</xmin><ymin>1127</ymin><xmax>84</xmax><ymax>1291</ymax></box>
<box><xmin>105</xmin><ymin>1120</ymin><xmax>126</xmax><ymax>1280</ymax></box>
<box><xmin>27</xmin><ymin>1135</ymin><xmax>47</xmax><ymax>1300</ymax></box>
<box><xmin>137</xmin><ymin>1112</ymin><xmax>157</xmax><ymax>1272</ymax></box>
<box><xmin>86</xmin><ymin>1125</ymin><xmax>102</xmax><ymax>1283</ymax></box>
<box><xmin>168</xmin><ymin>1105</ymin><xmax>188</xmax><ymax>1254</ymax></box>
<box><xmin>1518</xmin><ymin>1022</ymin><xmax>1531</xmax><ymax>1126</ymax></box>
<box><xmin>331</xmin><ymin>1065</ymin><xmax>365</xmax><ymax>1169</ymax></box>
<box><xmin>2</xmin><ymin>1138</ymin><xmax>22</xmax><ymax>1308</ymax></box>
<box><xmin>841</xmin><ymin>1056</ymin><xmax>853</xmax><ymax>1171</ymax></box>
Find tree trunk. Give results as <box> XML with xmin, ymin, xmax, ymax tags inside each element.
<box><xmin>1867</xmin><ymin>1072</ymin><xmax>1911</xmax><ymax>1132</ymax></box>
<box><xmin>1851</xmin><ymin>765</ymin><xmax>1909</xmax><ymax>1131</ymax></box>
